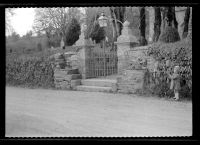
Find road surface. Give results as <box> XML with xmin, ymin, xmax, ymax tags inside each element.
<box><xmin>6</xmin><ymin>86</ymin><xmax>192</xmax><ymax>137</ymax></box>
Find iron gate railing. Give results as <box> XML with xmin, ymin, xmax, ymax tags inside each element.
<box><xmin>86</xmin><ymin>43</ymin><xmax>117</xmax><ymax>78</ymax></box>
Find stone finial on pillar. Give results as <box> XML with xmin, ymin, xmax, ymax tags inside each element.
<box><xmin>115</xmin><ymin>20</ymin><xmax>139</xmax><ymax>75</ymax></box>
<box><xmin>75</xmin><ymin>23</ymin><xmax>87</xmax><ymax>46</ymax></box>
<box><xmin>116</xmin><ymin>21</ymin><xmax>138</xmax><ymax>45</ymax></box>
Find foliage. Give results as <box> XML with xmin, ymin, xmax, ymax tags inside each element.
<box><xmin>37</xmin><ymin>42</ymin><xmax>42</xmax><ymax>51</ymax></box>
<box><xmin>89</xmin><ymin>23</ymin><xmax>105</xmax><ymax>44</ymax></box>
<box><xmin>6</xmin><ymin>35</ymin><xmax>49</xmax><ymax>55</ymax></box>
<box><xmin>33</xmin><ymin>8</ymin><xmax>83</xmax><ymax>48</ymax></box>
<box><xmin>6</xmin><ymin>8</ymin><xmax>16</xmax><ymax>35</ymax></box>
<box><xmin>58</xmin><ymin>53</ymin><xmax>67</xmax><ymax>69</ymax></box>
<box><xmin>158</xmin><ymin>26</ymin><xmax>180</xmax><ymax>43</ymax></box>
<box><xmin>138</xmin><ymin>36</ymin><xmax>147</xmax><ymax>46</ymax></box>
<box><xmin>7</xmin><ymin>32</ymin><xmax>20</xmax><ymax>42</ymax></box>
<box><xmin>85</xmin><ymin>14</ymin><xmax>105</xmax><ymax>44</ymax></box>
<box><xmin>145</xmin><ymin>38</ymin><xmax>192</xmax><ymax>98</ymax></box>
<box><xmin>65</xmin><ymin>18</ymin><xmax>81</xmax><ymax>46</ymax></box>
<box><xmin>6</xmin><ymin>55</ymin><xmax>55</xmax><ymax>88</ymax></box>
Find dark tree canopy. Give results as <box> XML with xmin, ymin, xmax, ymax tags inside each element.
<box><xmin>159</xmin><ymin>7</ymin><xmax>180</xmax><ymax>43</ymax></box>
<box><xmin>85</xmin><ymin>14</ymin><xmax>105</xmax><ymax>44</ymax></box>
<box><xmin>110</xmin><ymin>7</ymin><xmax>126</xmax><ymax>41</ymax></box>
<box><xmin>65</xmin><ymin>18</ymin><xmax>81</xmax><ymax>46</ymax></box>
<box><xmin>153</xmin><ymin>7</ymin><xmax>161</xmax><ymax>42</ymax></box>
<box><xmin>158</xmin><ymin>26</ymin><xmax>180</xmax><ymax>43</ymax></box>
<box><xmin>138</xmin><ymin>7</ymin><xmax>147</xmax><ymax>46</ymax></box>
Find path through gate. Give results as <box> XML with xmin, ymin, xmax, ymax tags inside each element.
<box><xmin>86</xmin><ymin>43</ymin><xmax>117</xmax><ymax>78</ymax></box>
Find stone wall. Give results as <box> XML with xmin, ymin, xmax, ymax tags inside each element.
<box><xmin>117</xmin><ymin>70</ymin><xmax>144</xmax><ymax>94</ymax></box>
<box><xmin>54</xmin><ymin>68</ymin><xmax>81</xmax><ymax>90</ymax></box>
<box><xmin>116</xmin><ymin>45</ymin><xmax>156</xmax><ymax>94</ymax></box>
<box><xmin>52</xmin><ymin>52</ymin><xmax>82</xmax><ymax>90</ymax></box>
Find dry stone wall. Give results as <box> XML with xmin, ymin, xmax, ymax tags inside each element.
<box><xmin>116</xmin><ymin>46</ymin><xmax>155</xmax><ymax>94</ymax></box>
<box><xmin>117</xmin><ymin>70</ymin><xmax>144</xmax><ymax>94</ymax></box>
<box><xmin>52</xmin><ymin>52</ymin><xmax>82</xmax><ymax>90</ymax></box>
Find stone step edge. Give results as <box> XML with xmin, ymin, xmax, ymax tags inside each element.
<box><xmin>81</xmin><ymin>79</ymin><xmax>117</xmax><ymax>87</ymax></box>
<box><xmin>75</xmin><ymin>85</ymin><xmax>112</xmax><ymax>92</ymax></box>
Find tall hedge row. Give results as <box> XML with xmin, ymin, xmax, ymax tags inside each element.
<box><xmin>6</xmin><ymin>55</ymin><xmax>55</xmax><ymax>88</ymax></box>
<box><xmin>144</xmin><ymin>38</ymin><xmax>192</xmax><ymax>98</ymax></box>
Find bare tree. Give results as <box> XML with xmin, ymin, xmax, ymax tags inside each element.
<box><xmin>109</xmin><ymin>7</ymin><xmax>126</xmax><ymax>41</ymax></box>
<box><xmin>33</xmin><ymin>8</ymin><xmax>83</xmax><ymax>47</ymax></box>
<box><xmin>6</xmin><ymin>8</ymin><xmax>15</xmax><ymax>35</ymax></box>
<box><xmin>153</xmin><ymin>7</ymin><xmax>161</xmax><ymax>42</ymax></box>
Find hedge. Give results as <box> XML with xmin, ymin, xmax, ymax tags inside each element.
<box><xmin>144</xmin><ymin>38</ymin><xmax>192</xmax><ymax>98</ymax></box>
<box><xmin>6</xmin><ymin>55</ymin><xmax>55</xmax><ymax>88</ymax></box>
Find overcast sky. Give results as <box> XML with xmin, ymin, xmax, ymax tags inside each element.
<box><xmin>9</xmin><ymin>8</ymin><xmax>35</xmax><ymax>36</ymax></box>
<box><xmin>7</xmin><ymin>8</ymin><xmax>86</xmax><ymax>37</ymax></box>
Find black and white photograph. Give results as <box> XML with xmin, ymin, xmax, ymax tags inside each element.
<box><xmin>5</xmin><ymin>6</ymin><xmax>192</xmax><ymax>137</ymax></box>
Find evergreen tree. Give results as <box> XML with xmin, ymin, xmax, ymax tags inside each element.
<box><xmin>138</xmin><ymin>7</ymin><xmax>147</xmax><ymax>46</ymax></box>
<box><xmin>65</xmin><ymin>18</ymin><xmax>81</xmax><ymax>46</ymax></box>
<box><xmin>85</xmin><ymin>14</ymin><xmax>105</xmax><ymax>44</ymax></box>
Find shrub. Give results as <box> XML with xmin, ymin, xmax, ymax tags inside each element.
<box><xmin>85</xmin><ymin>14</ymin><xmax>105</xmax><ymax>43</ymax></box>
<box><xmin>37</xmin><ymin>42</ymin><xmax>42</xmax><ymax>51</ymax></box>
<box><xmin>144</xmin><ymin>38</ymin><xmax>192</xmax><ymax>98</ymax></box>
<box><xmin>6</xmin><ymin>55</ymin><xmax>55</xmax><ymax>88</ymax></box>
<box><xmin>89</xmin><ymin>23</ymin><xmax>105</xmax><ymax>44</ymax></box>
<box><xmin>138</xmin><ymin>36</ymin><xmax>147</xmax><ymax>46</ymax></box>
<box><xmin>58</xmin><ymin>53</ymin><xmax>67</xmax><ymax>69</ymax></box>
<box><xmin>158</xmin><ymin>26</ymin><xmax>180</xmax><ymax>43</ymax></box>
<box><xmin>65</xmin><ymin>18</ymin><xmax>81</xmax><ymax>46</ymax></box>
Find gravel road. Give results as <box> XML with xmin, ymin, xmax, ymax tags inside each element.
<box><xmin>6</xmin><ymin>86</ymin><xmax>192</xmax><ymax>137</ymax></box>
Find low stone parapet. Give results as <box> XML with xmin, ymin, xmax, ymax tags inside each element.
<box><xmin>53</xmin><ymin>66</ymin><xmax>82</xmax><ymax>90</ymax></box>
<box><xmin>116</xmin><ymin>70</ymin><xmax>145</xmax><ymax>94</ymax></box>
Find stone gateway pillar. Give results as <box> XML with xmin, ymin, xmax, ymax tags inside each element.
<box><xmin>75</xmin><ymin>22</ymin><xmax>93</xmax><ymax>79</ymax></box>
<box><xmin>148</xmin><ymin>7</ymin><xmax>155</xmax><ymax>42</ymax></box>
<box><xmin>115</xmin><ymin>21</ymin><xmax>139</xmax><ymax>75</ymax></box>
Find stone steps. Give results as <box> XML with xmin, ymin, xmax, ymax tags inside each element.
<box><xmin>76</xmin><ymin>85</ymin><xmax>112</xmax><ymax>93</ymax></box>
<box><xmin>75</xmin><ymin>79</ymin><xmax>117</xmax><ymax>93</ymax></box>
<box><xmin>81</xmin><ymin>79</ymin><xmax>117</xmax><ymax>87</ymax></box>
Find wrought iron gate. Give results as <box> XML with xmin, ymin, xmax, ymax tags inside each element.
<box><xmin>86</xmin><ymin>43</ymin><xmax>117</xmax><ymax>78</ymax></box>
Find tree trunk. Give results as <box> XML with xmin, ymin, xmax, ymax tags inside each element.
<box><xmin>182</xmin><ymin>7</ymin><xmax>190</xmax><ymax>39</ymax></box>
<box><xmin>110</xmin><ymin>8</ymin><xmax>118</xmax><ymax>41</ymax></box>
<box><xmin>139</xmin><ymin>7</ymin><xmax>147</xmax><ymax>46</ymax></box>
<box><xmin>171</xmin><ymin>7</ymin><xmax>178</xmax><ymax>29</ymax></box>
<box><xmin>187</xmin><ymin>7</ymin><xmax>192</xmax><ymax>39</ymax></box>
<box><xmin>153</xmin><ymin>7</ymin><xmax>161</xmax><ymax>42</ymax></box>
<box><xmin>110</xmin><ymin>7</ymin><xmax>125</xmax><ymax>41</ymax></box>
<box><xmin>119</xmin><ymin>7</ymin><xmax>126</xmax><ymax>35</ymax></box>
<box><xmin>159</xmin><ymin>7</ymin><xmax>180</xmax><ymax>43</ymax></box>
<box><xmin>161</xmin><ymin>7</ymin><xmax>178</xmax><ymax>30</ymax></box>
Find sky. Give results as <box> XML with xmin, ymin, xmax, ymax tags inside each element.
<box><xmin>9</xmin><ymin>8</ymin><xmax>35</xmax><ymax>36</ymax></box>
<box><xmin>7</xmin><ymin>8</ymin><xmax>86</xmax><ymax>37</ymax></box>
